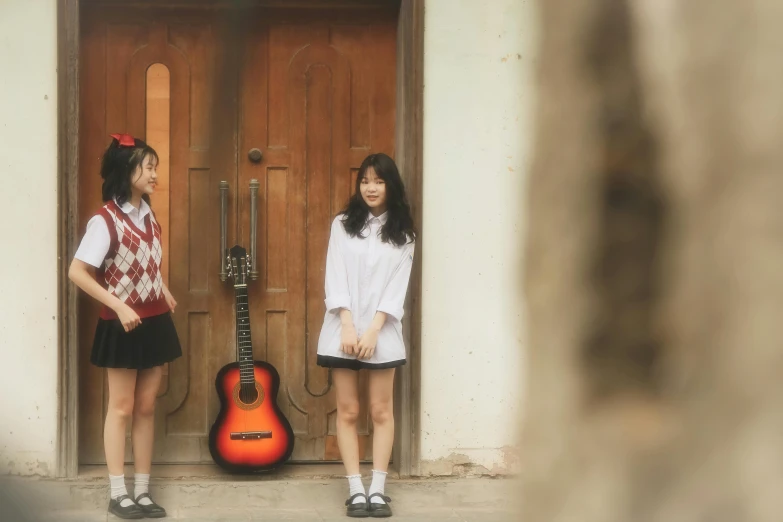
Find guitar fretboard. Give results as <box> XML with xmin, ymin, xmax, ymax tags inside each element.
<box><xmin>235</xmin><ymin>287</ymin><xmax>255</xmax><ymax>384</ymax></box>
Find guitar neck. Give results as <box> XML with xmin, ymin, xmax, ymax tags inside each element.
<box><xmin>234</xmin><ymin>286</ymin><xmax>254</xmax><ymax>384</ymax></box>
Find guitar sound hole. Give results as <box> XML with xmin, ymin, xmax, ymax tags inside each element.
<box><xmin>239</xmin><ymin>384</ymin><xmax>259</xmax><ymax>405</ymax></box>
<box><xmin>232</xmin><ymin>380</ymin><xmax>264</xmax><ymax>410</ymax></box>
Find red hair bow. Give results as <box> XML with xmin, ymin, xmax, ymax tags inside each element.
<box><xmin>110</xmin><ymin>133</ymin><xmax>136</xmax><ymax>147</ymax></box>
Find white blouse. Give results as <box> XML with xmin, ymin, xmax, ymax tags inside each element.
<box><xmin>74</xmin><ymin>199</ymin><xmax>152</xmax><ymax>268</ymax></box>
<box><xmin>316</xmin><ymin>213</ymin><xmax>415</xmax><ymax>365</ymax></box>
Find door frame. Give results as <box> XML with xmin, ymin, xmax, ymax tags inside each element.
<box><xmin>56</xmin><ymin>0</ymin><xmax>424</xmax><ymax>478</ymax></box>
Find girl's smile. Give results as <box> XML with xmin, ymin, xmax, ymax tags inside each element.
<box><xmin>131</xmin><ymin>154</ymin><xmax>159</xmax><ymax>198</ymax></box>
<box><xmin>360</xmin><ymin>167</ymin><xmax>387</xmax><ymax>215</ymax></box>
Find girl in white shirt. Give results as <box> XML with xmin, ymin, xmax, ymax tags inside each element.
<box><xmin>316</xmin><ymin>153</ymin><xmax>416</xmax><ymax>518</ymax></box>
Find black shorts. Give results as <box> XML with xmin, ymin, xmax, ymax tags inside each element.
<box><xmin>316</xmin><ymin>355</ymin><xmax>406</xmax><ymax>371</ymax></box>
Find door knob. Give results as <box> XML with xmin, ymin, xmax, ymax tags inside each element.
<box><xmin>248</xmin><ymin>148</ymin><xmax>263</xmax><ymax>163</ymax></box>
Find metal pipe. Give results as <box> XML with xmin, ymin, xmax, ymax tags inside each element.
<box><xmin>249</xmin><ymin>178</ymin><xmax>260</xmax><ymax>280</ymax></box>
<box><xmin>219</xmin><ymin>181</ymin><xmax>229</xmax><ymax>281</ymax></box>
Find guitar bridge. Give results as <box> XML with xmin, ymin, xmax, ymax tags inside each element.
<box><xmin>230</xmin><ymin>431</ymin><xmax>273</xmax><ymax>440</ymax></box>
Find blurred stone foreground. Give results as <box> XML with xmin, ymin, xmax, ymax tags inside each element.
<box><xmin>521</xmin><ymin>0</ymin><xmax>783</xmax><ymax>521</ymax></box>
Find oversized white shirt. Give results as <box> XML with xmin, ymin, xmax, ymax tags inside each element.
<box><xmin>74</xmin><ymin>199</ymin><xmax>152</xmax><ymax>268</ymax></box>
<box><xmin>316</xmin><ymin>213</ymin><xmax>415</xmax><ymax>365</ymax></box>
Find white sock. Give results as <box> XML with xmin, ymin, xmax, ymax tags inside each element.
<box><xmin>347</xmin><ymin>474</ymin><xmax>366</xmax><ymax>504</ymax></box>
<box><xmin>134</xmin><ymin>473</ymin><xmax>153</xmax><ymax>505</ymax></box>
<box><xmin>109</xmin><ymin>474</ymin><xmax>135</xmax><ymax>507</ymax></box>
<box><xmin>369</xmin><ymin>469</ymin><xmax>388</xmax><ymax>504</ymax></box>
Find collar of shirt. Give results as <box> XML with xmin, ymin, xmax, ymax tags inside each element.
<box><xmin>367</xmin><ymin>212</ymin><xmax>388</xmax><ymax>226</ymax></box>
<box><xmin>114</xmin><ymin>197</ymin><xmax>151</xmax><ymax>223</ymax></box>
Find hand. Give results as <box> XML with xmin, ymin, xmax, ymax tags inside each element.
<box><xmin>357</xmin><ymin>327</ymin><xmax>379</xmax><ymax>360</ymax></box>
<box><xmin>115</xmin><ymin>303</ymin><xmax>142</xmax><ymax>332</ymax></box>
<box><xmin>341</xmin><ymin>323</ymin><xmax>358</xmax><ymax>355</ymax></box>
<box><xmin>163</xmin><ymin>285</ymin><xmax>177</xmax><ymax>313</ymax></box>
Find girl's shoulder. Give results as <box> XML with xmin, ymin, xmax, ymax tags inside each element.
<box><xmin>95</xmin><ymin>200</ymin><xmax>119</xmax><ymax>217</ymax></box>
<box><xmin>391</xmin><ymin>230</ymin><xmax>415</xmax><ymax>247</ymax></box>
<box><xmin>81</xmin><ymin>203</ymin><xmax>117</xmax><ymax>238</ymax></box>
<box><xmin>84</xmin><ymin>213</ymin><xmax>107</xmax><ymax>230</ymax></box>
<box><xmin>331</xmin><ymin>214</ymin><xmax>347</xmax><ymax>233</ymax></box>
<box><xmin>89</xmin><ymin>201</ymin><xmax>116</xmax><ymax>224</ymax></box>
<box><xmin>394</xmin><ymin>236</ymin><xmax>415</xmax><ymax>254</ymax></box>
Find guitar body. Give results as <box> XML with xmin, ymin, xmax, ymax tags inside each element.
<box><xmin>209</xmin><ymin>360</ymin><xmax>295</xmax><ymax>472</ymax></box>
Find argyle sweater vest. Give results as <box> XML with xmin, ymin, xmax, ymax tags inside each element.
<box><xmin>96</xmin><ymin>200</ymin><xmax>168</xmax><ymax>320</ymax></box>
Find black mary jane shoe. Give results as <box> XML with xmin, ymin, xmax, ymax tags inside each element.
<box><xmin>368</xmin><ymin>493</ymin><xmax>393</xmax><ymax>518</ymax></box>
<box><xmin>108</xmin><ymin>494</ymin><xmax>144</xmax><ymax>519</ymax></box>
<box><xmin>345</xmin><ymin>493</ymin><xmax>370</xmax><ymax>518</ymax></box>
<box><xmin>135</xmin><ymin>493</ymin><xmax>167</xmax><ymax>518</ymax></box>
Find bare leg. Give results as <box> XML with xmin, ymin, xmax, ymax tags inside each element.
<box><xmin>130</xmin><ymin>365</ymin><xmax>164</xmax><ymax>507</ymax></box>
<box><xmin>369</xmin><ymin>368</ymin><xmax>395</xmax><ymax>472</ymax></box>
<box><xmin>333</xmin><ymin>368</ymin><xmax>362</xmax><ymax>475</ymax></box>
<box><xmin>105</xmin><ymin>368</ymin><xmax>138</xmax><ymax>476</ymax></box>
<box><xmin>131</xmin><ymin>366</ymin><xmax>163</xmax><ymax>475</ymax></box>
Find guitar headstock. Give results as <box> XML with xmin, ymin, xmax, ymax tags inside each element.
<box><xmin>228</xmin><ymin>245</ymin><xmax>249</xmax><ymax>287</ymax></box>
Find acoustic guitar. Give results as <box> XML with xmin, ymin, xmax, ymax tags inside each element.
<box><xmin>208</xmin><ymin>245</ymin><xmax>295</xmax><ymax>472</ymax></box>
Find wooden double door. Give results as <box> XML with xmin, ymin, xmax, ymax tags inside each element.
<box><xmin>78</xmin><ymin>3</ymin><xmax>397</xmax><ymax>464</ymax></box>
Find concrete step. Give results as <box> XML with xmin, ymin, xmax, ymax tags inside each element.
<box><xmin>0</xmin><ymin>475</ymin><xmax>519</xmax><ymax>522</ymax></box>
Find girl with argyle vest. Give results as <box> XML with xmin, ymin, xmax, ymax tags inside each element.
<box><xmin>69</xmin><ymin>134</ymin><xmax>181</xmax><ymax>519</ymax></box>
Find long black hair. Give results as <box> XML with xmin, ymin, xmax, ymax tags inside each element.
<box><xmin>100</xmin><ymin>136</ymin><xmax>159</xmax><ymax>206</ymax></box>
<box><xmin>341</xmin><ymin>153</ymin><xmax>415</xmax><ymax>247</ymax></box>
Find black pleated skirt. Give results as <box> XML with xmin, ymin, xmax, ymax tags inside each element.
<box><xmin>90</xmin><ymin>312</ymin><xmax>182</xmax><ymax>369</ymax></box>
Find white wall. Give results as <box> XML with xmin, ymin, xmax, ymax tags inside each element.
<box><xmin>420</xmin><ymin>0</ymin><xmax>536</xmax><ymax>475</ymax></box>
<box><xmin>0</xmin><ymin>0</ymin><xmax>59</xmax><ymax>476</ymax></box>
